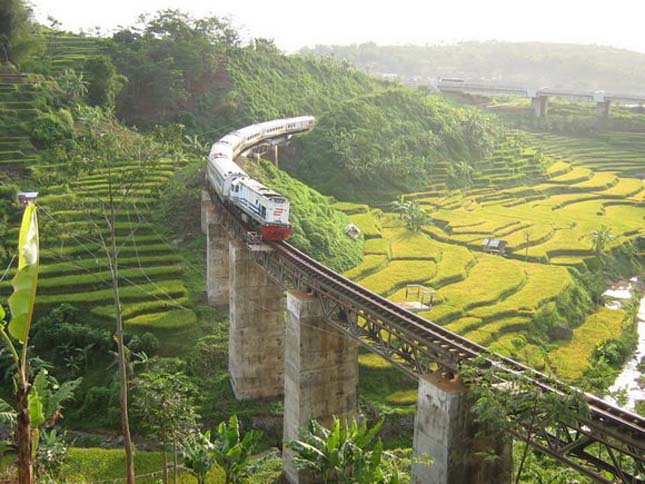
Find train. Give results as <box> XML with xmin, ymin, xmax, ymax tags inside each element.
<box><xmin>206</xmin><ymin>116</ymin><xmax>315</xmax><ymax>241</ymax></box>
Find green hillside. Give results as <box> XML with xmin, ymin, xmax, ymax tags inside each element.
<box><xmin>38</xmin><ymin>30</ymin><xmax>107</xmax><ymax>74</ymax></box>
<box><xmin>284</xmin><ymin>88</ymin><xmax>498</xmax><ymax>201</ymax></box>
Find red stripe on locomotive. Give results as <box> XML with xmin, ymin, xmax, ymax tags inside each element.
<box><xmin>261</xmin><ymin>225</ymin><xmax>292</xmax><ymax>241</ymax></box>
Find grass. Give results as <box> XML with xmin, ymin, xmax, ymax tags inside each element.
<box><xmin>343</xmin><ymin>254</ymin><xmax>389</xmax><ymax>281</ymax></box>
<box><xmin>431</xmin><ymin>254</ymin><xmax>526</xmax><ymax>313</ymax></box>
<box><xmin>363</xmin><ymin>238</ymin><xmax>391</xmax><ymax>256</ymax></box>
<box><xmin>359</xmin><ymin>259</ymin><xmax>437</xmax><ymax>296</ymax></box>
<box><xmin>0</xmin><ymin>446</ymin><xmax>281</xmax><ymax>483</ymax></box>
<box><xmin>385</xmin><ymin>227</ymin><xmax>441</xmax><ymax>260</ymax></box>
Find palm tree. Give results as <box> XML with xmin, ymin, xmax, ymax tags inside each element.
<box><xmin>391</xmin><ymin>199</ymin><xmax>432</xmax><ymax>232</ymax></box>
<box><xmin>590</xmin><ymin>225</ymin><xmax>615</xmax><ymax>258</ymax></box>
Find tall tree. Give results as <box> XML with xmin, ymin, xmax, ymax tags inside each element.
<box><xmin>133</xmin><ymin>370</ymin><xmax>199</xmax><ymax>483</ymax></box>
<box><xmin>42</xmin><ymin>105</ymin><xmax>165</xmax><ymax>483</ymax></box>
<box><xmin>463</xmin><ymin>356</ymin><xmax>589</xmax><ymax>484</ymax></box>
<box><xmin>0</xmin><ymin>0</ymin><xmax>39</xmax><ymax>66</ymax></box>
<box><xmin>109</xmin><ymin>10</ymin><xmax>239</xmax><ymax>127</ymax></box>
<box><xmin>83</xmin><ymin>55</ymin><xmax>126</xmax><ymax>109</ymax></box>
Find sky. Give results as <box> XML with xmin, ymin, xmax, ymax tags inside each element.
<box><xmin>29</xmin><ymin>0</ymin><xmax>645</xmax><ymax>54</ymax></box>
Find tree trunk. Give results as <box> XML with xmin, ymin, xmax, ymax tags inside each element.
<box><xmin>109</xmin><ymin>181</ymin><xmax>135</xmax><ymax>484</ymax></box>
<box><xmin>113</xmin><ymin>272</ymin><xmax>135</xmax><ymax>483</ymax></box>
<box><xmin>162</xmin><ymin>443</ymin><xmax>168</xmax><ymax>484</ymax></box>
<box><xmin>172</xmin><ymin>442</ymin><xmax>178</xmax><ymax>484</ymax></box>
<box><xmin>16</xmin><ymin>380</ymin><xmax>33</xmax><ymax>484</ymax></box>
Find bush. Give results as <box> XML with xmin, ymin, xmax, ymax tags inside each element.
<box><xmin>0</xmin><ymin>183</ymin><xmax>19</xmax><ymax>262</ymax></box>
<box><xmin>29</xmin><ymin>111</ymin><xmax>74</xmax><ymax>148</ymax></box>
<box><xmin>84</xmin><ymin>55</ymin><xmax>126</xmax><ymax>109</ymax></box>
<box><xmin>74</xmin><ymin>382</ymin><xmax>120</xmax><ymax>428</ymax></box>
<box><xmin>189</xmin><ymin>334</ymin><xmax>227</xmax><ymax>372</ymax></box>
<box><xmin>31</xmin><ymin>305</ymin><xmax>112</xmax><ymax>362</ymax></box>
<box><xmin>127</xmin><ymin>332</ymin><xmax>160</xmax><ymax>356</ymax></box>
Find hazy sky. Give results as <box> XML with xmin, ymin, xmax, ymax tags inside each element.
<box><xmin>30</xmin><ymin>0</ymin><xmax>645</xmax><ymax>53</ymax></box>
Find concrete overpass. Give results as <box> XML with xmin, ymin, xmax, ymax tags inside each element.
<box><xmin>437</xmin><ymin>80</ymin><xmax>645</xmax><ymax>119</ymax></box>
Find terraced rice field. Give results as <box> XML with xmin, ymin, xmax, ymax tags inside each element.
<box><xmin>336</xmin><ymin>134</ymin><xmax>643</xmax><ymax>386</ymax></box>
<box><xmin>43</xmin><ymin>31</ymin><xmax>107</xmax><ymax>74</ymax></box>
<box><xmin>0</xmin><ymin>77</ymin><xmax>40</xmax><ymax>168</ymax></box>
<box><xmin>0</xmin><ymin>158</ymin><xmax>197</xmax><ymax>336</ymax></box>
<box><xmin>526</xmin><ymin>131</ymin><xmax>645</xmax><ymax>178</ymax></box>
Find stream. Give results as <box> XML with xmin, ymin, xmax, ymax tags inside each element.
<box><xmin>604</xmin><ymin>277</ymin><xmax>644</xmax><ymax>412</ymax></box>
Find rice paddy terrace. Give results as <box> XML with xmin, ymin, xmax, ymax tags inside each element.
<box><xmin>0</xmin><ymin>158</ymin><xmax>198</xmax><ymax>352</ymax></box>
<box><xmin>526</xmin><ymin>131</ymin><xmax>645</xmax><ymax>178</ymax></box>
<box><xmin>337</xmin><ymin>135</ymin><xmax>643</xmax><ymax>397</ymax></box>
<box><xmin>0</xmin><ymin>75</ymin><xmax>40</xmax><ymax>170</ymax></box>
<box><xmin>41</xmin><ymin>31</ymin><xmax>107</xmax><ymax>74</ymax></box>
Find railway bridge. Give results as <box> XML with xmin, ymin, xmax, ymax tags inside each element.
<box><xmin>437</xmin><ymin>80</ymin><xmax>645</xmax><ymax>119</ymax></box>
<box><xmin>202</xmin><ymin>188</ymin><xmax>644</xmax><ymax>483</ymax></box>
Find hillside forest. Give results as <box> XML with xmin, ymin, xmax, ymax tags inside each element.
<box><xmin>0</xmin><ymin>3</ymin><xmax>643</xmax><ymax>483</ymax></box>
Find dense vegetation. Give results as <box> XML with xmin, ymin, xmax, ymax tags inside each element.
<box><xmin>286</xmin><ymin>88</ymin><xmax>498</xmax><ymax>201</ymax></box>
<box><xmin>0</xmin><ymin>3</ymin><xmax>643</xmax><ymax>482</ymax></box>
<box><xmin>301</xmin><ymin>41</ymin><xmax>645</xmax><ymax>94</ymax></box>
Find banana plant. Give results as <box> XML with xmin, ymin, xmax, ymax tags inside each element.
<box><xmin>0</xmin><ymin>202</ymin><xmax>40</xmax><ymax>484</ymax></box>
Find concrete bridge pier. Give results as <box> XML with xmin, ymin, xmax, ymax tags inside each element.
<box><xmin>282</xmin><ymin>290</ymin><xmax>359</xmax><ymax>484</ymax></box>
<box><xmin>205</xmin><ymin>197</ymin><xmax>230</xmax><ymax>307</ymax></box>
<box><xmin>412</xmin><ymin>372</ymin><xmax>512</xmax><ymax>484</ymax></box>
<box><xmin>201</xmin><ymin>190</ymin><xmax>210</xmax><ymax>235</ymax></box>
<box><xmin>531</xmin><ymin>95</ymin><xmax>549</xmax><ymax>118</ymax></box>
<box><xmin>228</xmin><ymin>240</ymin><xmax>285</xmax><ymax>399</ymax></box>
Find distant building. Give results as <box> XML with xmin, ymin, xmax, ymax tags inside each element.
<box><xmin>17</xmin><ymin>192</ymin><xmax>38</xmax><ymax>206</ymax></box>
<box><xmin>344</xmin><ymin>224</ymin><xmax>361</xmax><ymax>240</ymax></box>
<box><xmin>482</xmin><ymin>238</ymin><xmax>507</xmax><ymax>255</ymax></box>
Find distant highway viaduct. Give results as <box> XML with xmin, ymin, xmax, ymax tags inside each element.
<box><xmin>437</xmin><ymin>80</ymin><xmax>645</xmax><ymax>119</ymax></box>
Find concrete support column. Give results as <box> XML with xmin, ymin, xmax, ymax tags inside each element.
<box><xmin>412</xmin><ymin>372</ymin><xmax>511</xmax><ymax>484</ymax></box>
<box><xmin>596</xmin><ymin>100</ymin><xmax>611</xmax><ymax>120</ymax></box>
<box><xmin>531</xmin><ymin>96</ymin><xmax>549</xmax><ymax>118</ymax></box>
<box><xmin>228</xmin><ymin>240</ymin><xmax>285</xmax><ymax>400</ymax></box>
<box><xmin>206</xmin><ymin>203</ymin><xmax>229</xmax><ymax>307</ymax></box>
<box><xmin>282</xmin><ymin>290</ymin><xmax>359</xmax><ymax>484</ymax></box>
<box><xmin>201</xmin><ymin>190</ymin><xmax>210</xmax><ymax>235</ymax></box>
